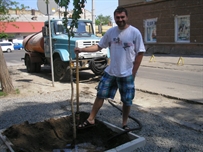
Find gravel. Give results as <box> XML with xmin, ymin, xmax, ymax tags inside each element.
<box><xmin>0</xmin><ymin>90</ymin><xmax>203</xmax><ymax>152</ymax></box>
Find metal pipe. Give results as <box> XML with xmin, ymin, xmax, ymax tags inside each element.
<box><xmin>92</xmin><ymin>0</ymin><xmax>95</xmax><ymax>34</ymax></box>
<box><xmin>47</xmin><ymin>2</ymin><xmax>55</xmax><ymax>87</ymax></box>
<box><xmin>76</xmin><ymin>53</ymin><xmax>79</xmax><ymax>113</ymax></box>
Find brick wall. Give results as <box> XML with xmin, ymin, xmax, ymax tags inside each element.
<box><xmin>120</xmin><ymin>0</ymin><xmax>203</xmax><ymax>55</ymax></box>
<box><xmin>119</xmin><ymin>0</ymin><xmax>144</xmax><ymax>6</ymax></box>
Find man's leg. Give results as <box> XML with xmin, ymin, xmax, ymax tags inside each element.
<box><xmin>77</xmin><ymin>97</ymin><xmax>104</xmax><ymax>128</ymax></box>
<box><xmin>122</xmin><ymin>104</ymin><xmax>131</xmax><ymax>127</ymax></box>
<box><xmin>87</xmin><ymin>97</ymin><xmax>105</xmax><ymax>124</ymax></box>
<box><xmin>118</xmin><ymin>75</ymin><xmax>134</xmax><ymax>127</ymax></box>
<box><xmin>77</xmin><ymin>72</ymin><xmax>114</xmax><ymax>129</ymax></box>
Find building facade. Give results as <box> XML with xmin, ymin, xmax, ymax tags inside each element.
<box><xmin>0</xmin><ymin>8</ymin><xmax>92</xmax><ymax>42</ymax></box>
<box><xmin>119</xmin><ymin>0</ymin><xmax>203</xmax><ymax>55</ymax></box>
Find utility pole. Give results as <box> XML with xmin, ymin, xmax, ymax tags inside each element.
<box><xmin>58</xmin><ymin>0</ymin><xmax>60</xmax><ymax>19</ymax></box>
<box><xmin>92</xmin><ymin>0</ymin><xmax>95</xmax><ymax>34</ymax></box>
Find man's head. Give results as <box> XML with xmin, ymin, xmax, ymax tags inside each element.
<box><xmin>114</xmin><ymin>7</ymin><xmax>128</xmax><ymax>30</ymax></box>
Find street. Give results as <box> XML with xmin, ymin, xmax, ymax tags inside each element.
<box><xmin>136</xmin><ymin>66</ymin><xmax>203</xmax><ymax>102</ymax></box>
<box><xmin>139</xmin><ymin>67</ymin><xmax>202</xmax><ymax>87</ymax></box>
<box><xmin>3</xmin><ymin>50</ymin><xmax>25</xmax><ymax>66</ymax></box>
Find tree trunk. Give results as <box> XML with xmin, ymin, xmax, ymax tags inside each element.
<box><xmin>0</xmin><ymin>47</ymin><xmax>14</xmax><ymax>94</ymax></box>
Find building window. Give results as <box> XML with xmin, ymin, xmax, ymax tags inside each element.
<box><xmin>175</xmin><ymin>15</ymin><xmax>190</xmax><ymax>42</ymax></box>
<box><xmin>144</xmin><ymin>18</ymin><xmax>157</xmax><ymax>43</ymax></box>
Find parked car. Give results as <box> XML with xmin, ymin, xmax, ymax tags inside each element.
<box><xmin>0</xmin><ymin>41</ymin><xmax>14</xmax><ymax>53</ymax></box>
<box><xmin>14</xmin><ymin>43</ymin><xmax>24</xmax><ymax>50</ymax></box>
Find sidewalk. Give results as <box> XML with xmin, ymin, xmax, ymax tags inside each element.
<box><xmin>141</xmin><ymin>54</ymin><xmax>203</xmax><ymax>72</ymax></box>
<box><xmin>136</xmin><ymin>54</ymin><xmax>203</xmax><ymax>103</ymax></box>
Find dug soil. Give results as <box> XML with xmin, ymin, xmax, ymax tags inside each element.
<box><xmin>3</xmin><ymin>111</ymin><xmax>131</xmax><ymax>152</ymax></box>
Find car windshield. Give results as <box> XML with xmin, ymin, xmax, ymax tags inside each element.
<box><xmin>54</xmin><ymin>20</ymin><xmax>93</xmax><ymax>37</ymax></box>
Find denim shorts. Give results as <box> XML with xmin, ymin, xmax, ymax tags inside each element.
<box><xmin>97</xmin><ymin>72</ymin><xmax>135</xmax><ymax>106</ymax></box>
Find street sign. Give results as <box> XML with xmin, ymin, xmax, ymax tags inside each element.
<box><xmin>37</xmin><ymin>0</ymin><xmax>58</xmax><ymax>15</ymax></box>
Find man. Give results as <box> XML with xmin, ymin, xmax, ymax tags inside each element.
<box><xmin>74</xmin><ymin>6</ymin><xmax>146</xmax><ymax>130</ymax></box>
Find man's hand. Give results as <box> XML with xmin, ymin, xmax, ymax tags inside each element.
<box><xmin>132</xmin><ymin>52</ymin><xmax>144</xmax><ymax>78</ymax></box>
<box><xmin>74</xmin><ymin>47</ymin><xmax>82</xmax><ymax>54</ymax></box>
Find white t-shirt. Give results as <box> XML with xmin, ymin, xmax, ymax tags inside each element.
<box><xmin>99</xmin><ymin>25</ymin><xmax>146</xmax><ymax>77</ymax></box>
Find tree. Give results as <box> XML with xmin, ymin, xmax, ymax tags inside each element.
<box><xmin>95</xmin><ymin>14</ymin><xmax>112</xmax><ymax>25</ymax></box>
<box><xmin>0</xmin><ymin>0</ymin><xmax>27</xmax><ymax>94</ymax></box>
<box><xmin>0</xmin><ymin>33</ymin><xmax>8</xmax><ymax>39</ymax></box>
<box><xmin>55</xmin><ymin>0</ymin><xmax>86</xmax><ymax>147</ymax></box>
<box><xmin>0</xmin><ymin>47</ymin><xmax>14</xmax><ymax>93</ymax></box>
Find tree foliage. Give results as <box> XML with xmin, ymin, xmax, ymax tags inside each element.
<box><xmin>95</xmin><ymin>14</ymin><xmax>112</xmax><ymax>25</ymax></box>
<box><xmin>0</xmin><ymin>0</ymin><xmax>18</xmax><ymax>15</ymax></box>
<box><xmin>0</xmin><ymin>0</ymin><xmax>28</xmax><ymax>33</ymax></box>
<box><xmin>55</xmin><ymin>0</ymin><xmax>86</xmax><ymax>37</ymax></box>
<box><xmin>0</xmin><ymin>33</ymin><xmax>8</xmax><ymax>39</ymax></box>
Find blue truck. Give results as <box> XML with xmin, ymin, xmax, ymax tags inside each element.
<box><xmin>23</xmin><ymin>19</ymin><xmax>109</xmax><ymax>81</ymax></box>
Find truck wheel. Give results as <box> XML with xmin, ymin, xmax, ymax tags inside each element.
<box><xmin>53</xmin><ymin>57</ymin><xmax>70</xmax><ymax>82</ymax></box>
<box><xmin>25</xmin><ymin>55</ymin><xmax>35</xmax><ymax>73</ymax></box>
<box><xmin>35</xmin><ymin>63</ymin><xmax>41</xmax><ymax>73</ymax></box>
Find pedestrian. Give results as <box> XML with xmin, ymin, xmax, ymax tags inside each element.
<box><xmin>74</xmin><ymin>6</ymin><xmax>146</xmax><ymax>130</ymax></box>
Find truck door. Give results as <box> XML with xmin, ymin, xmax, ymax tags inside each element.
<box><xmin>42</xmin><ymin>26</ymin><xmax>51</xmax><ymax>58</ymax></box>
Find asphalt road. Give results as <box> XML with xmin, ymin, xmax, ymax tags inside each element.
<box><xmin>3</xmin><ymin>49</ymin><xmax>25</xmax><ymax>66</ymax></box>
<box><xmin>139</xmin><ymin>67</ymin><xmax>202</xmax><ymax>88</ymax></box>
<box><xmin>136</xmin><ymin>67</ymin><xmax>203</xmax><ymax>103</ymax></box>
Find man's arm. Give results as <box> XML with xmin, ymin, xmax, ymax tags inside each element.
<box><xmin>132</xmin><ymin>52</ymin><xmax>144</xmax><ymax>77</ymax></box>
<box><xmin>74</xmin><ymin>44</ymin><xmax>102</xmax><ymax>53</ymax></box>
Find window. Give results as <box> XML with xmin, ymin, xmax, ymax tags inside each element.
<box><xmin>0</xmin><ymin>42</ymin><xmax>12</xmax><ymax>46</ymax></box>
<box><xmin>175</xmin><ymin>15</ymin><xmax>190</xmax><ymax>42</ymax></box>
<box><xmin>144</xmin><ymin>18</ymin><xmax>157</xmax><ymax>43</ymax></box>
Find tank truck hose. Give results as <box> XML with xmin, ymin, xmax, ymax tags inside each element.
<box><xmin>89</xmin><ymin>57</ymin><xmax>108</xmax><ymax>75</ymax></box>
<box><xmin>105</xmin><ymin>98</ymin><xmax>143</xmax><ymax>143</ymax></box>
<box><xmin>24</xmin><ymin>31</ymin><xmax>42</xmax><ymax>52</ymax></box>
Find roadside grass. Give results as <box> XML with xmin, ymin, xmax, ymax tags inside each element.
<box><xmin>0</xmin><ymin>90</ymin><xmax>7</xmax><ymax>96</ymax></box>
<box><xmin>15</xmin><ymin>89</ymin><xmax>20</xmax><ymax>94</ymax></box>
<box><xmin>0</xmin><ymin>89</ymin><xmax>20</xmax><ymax>97</ymax></box>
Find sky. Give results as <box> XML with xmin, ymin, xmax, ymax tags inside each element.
<box><xmin>15</xmin><ymin>0</ymin><xmax>118</xmax><ymax>19</ymax></box>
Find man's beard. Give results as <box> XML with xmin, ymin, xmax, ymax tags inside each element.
<box><xmin>116</xmin><ymin>21</ymin><xmax>126</xmax><ymax>29</ymax></box>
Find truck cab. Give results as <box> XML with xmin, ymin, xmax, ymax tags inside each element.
<box><xmin>23</xmin><ymin>19</ymin><xmax>109</xmax><ymax>81</ymax></box>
